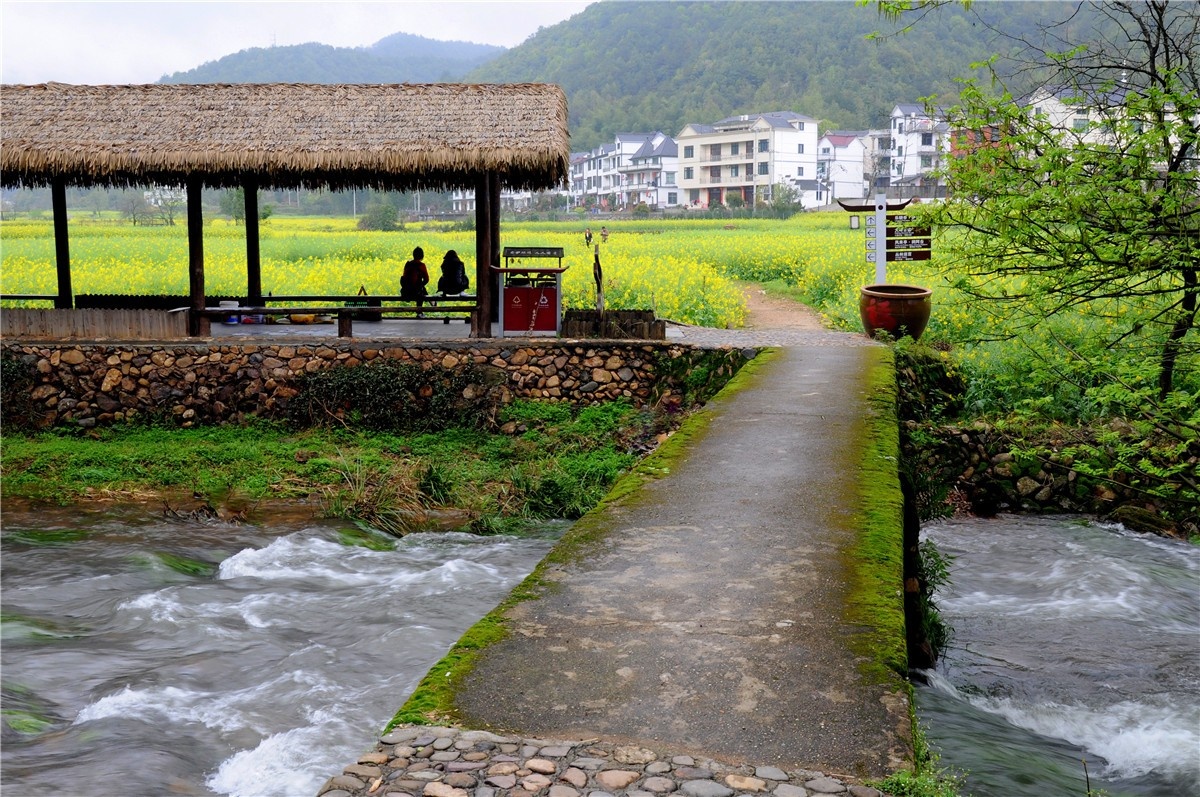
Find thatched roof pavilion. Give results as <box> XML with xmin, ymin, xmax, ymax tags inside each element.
<box><xmin>0</xmin><ymin>82</ymin><xmax>571</xmax><ymax>335</ymax></box>
<box><xmin>1</xmin><ymin>82</ymin><xmax>569</xmax><ymax>191</ymax></box>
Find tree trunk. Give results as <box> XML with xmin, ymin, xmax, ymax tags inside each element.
<box><xmin>1158</xmin><ymin>266</ymin><xmax>1197</xmax><ymax>400</ymax></box>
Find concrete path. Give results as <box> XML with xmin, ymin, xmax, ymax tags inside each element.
<box><xmin>451</xmin><ymin>341</ymin><xmax>909</xmax><ymax>780</ymax></box>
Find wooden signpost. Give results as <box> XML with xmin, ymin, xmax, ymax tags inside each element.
<box><xmin>838</xmin><ymin>195</ymin><xmax>933</xmax><ymax>282</ymax></box>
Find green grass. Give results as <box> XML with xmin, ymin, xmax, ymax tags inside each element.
<box><xmin>0</xmin><ymin>401</ymin><xmax>670</xmax><ymax>535</ymax></box>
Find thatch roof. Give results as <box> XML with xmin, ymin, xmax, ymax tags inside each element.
<box><xmin>0</xmin><ymin>82</ymin><xmax>570</xmax><ymax>191</ymax></box>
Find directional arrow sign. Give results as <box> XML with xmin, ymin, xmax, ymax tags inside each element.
<box><xmin>886</xmin><ymin>225</ymin><xmax>931</xmax><ymax>238</ymax></box>
<box><xmin>886</xmin><ymin>249</ymin><xmax>932</xmax><ymax>262</ymax></box>
<box><xmin>886</xmin><ymin>237</ymin><xmax>933</xmax><ymax>250</ymax></box>
<box><xmin>866</xmin><ymin>216</ymin><xmax>877</xmax><ymax>226</ymax></box>
<box><xmin>866</xmin><ymin>227</ymin><xmax>877</xmax><ymax>238</ymax></box>
<box><xmin>866</xmin><ymin>239</ymin><xmax>877</xmax><ymax>250</ymax></box>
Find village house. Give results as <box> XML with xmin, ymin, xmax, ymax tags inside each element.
<box><xmin>676</xmin><ymin>111</ymin><xmax>820</xmax><ymax>209</ymax></box>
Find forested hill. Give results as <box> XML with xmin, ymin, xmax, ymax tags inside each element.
<box><xmin>468</xmin><ymin>0</ymin><xmax>1088</xmax><ymax>149</ymax></box>
<box><xmin>159</xmin><ymin>32</ymin><xmax>505</xmax><ymax>84</ymax></box>
<box><xmin>157</xmin><ymin>1</ymin><xmax>1091</xmax><ymax>149</ymax></box>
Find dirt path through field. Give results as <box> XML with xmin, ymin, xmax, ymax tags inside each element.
<box><xmin>740</xmin><ymin>283</ymin><xmax>827</xmax><ymax>330</ymax></box>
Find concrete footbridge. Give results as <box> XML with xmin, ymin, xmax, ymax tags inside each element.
<box><xmin>320</xmin><ymin>324</ymin><xmax>913</xmax><ymax>797</ymax></box>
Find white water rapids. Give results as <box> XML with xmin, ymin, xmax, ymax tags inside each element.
<box><xmin>916</xmin><ymin>515</ymin><xmax>1199</xmax><ymax>797</ymax></box>
<box><xmin>1</xmin><ymin>509</ymin><xmax>556</xmax><ymax>797</ymax></box>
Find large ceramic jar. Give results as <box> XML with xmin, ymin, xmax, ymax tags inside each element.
<box><xmin>859</xmin><ymin>284</ymin><xmax>932</xmax><ymax>341</ymax></box>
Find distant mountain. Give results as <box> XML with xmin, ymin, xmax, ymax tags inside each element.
<box><xmin>466</xmin><ymin>1</ymin><xmax>1095</xmax><ymax>149</ymax></box>
<box><xmin>157</xmin><ymin>2</ymin><xmax>1097</xmax><ymax>149</ymax></box>
<box><xmin>159</xmin><ymin>32</ymin><xmax>505</xmax><ymax>84</ymax></box>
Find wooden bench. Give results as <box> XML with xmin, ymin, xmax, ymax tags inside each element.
<box><xmin>193</xmin><ymin>294</ymin><xmax>478</xmax><ymax>337</ymax></box>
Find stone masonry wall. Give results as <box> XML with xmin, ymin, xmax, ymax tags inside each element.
<box><xmin>1</xmin><ymin>340</ymin><xmax>751</xmax><ymax>429</ymax></box>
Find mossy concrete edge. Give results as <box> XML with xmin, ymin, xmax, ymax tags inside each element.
<box><xmin>844</xmin><ymin>345</ymin><xmax>914</xmax><ymax>765</ymax></box>
<box><xmin>386</xmin><ymin>347</ymin><xmax>780</xmax><ymax>731</ymax></box>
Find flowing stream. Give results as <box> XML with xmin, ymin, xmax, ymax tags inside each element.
<box><xmin>917</xmin><ymin>515</ymin><xmax>1199</xmax><ymax>797</ymax></box>
<box><xmin>0</xmin><ymin>507</ymin><xmax>557</xmax><ymax>797</ymax></box>
<box><xmin>4</xmin><ymin>509</ymin><xmax>1196</xmax><ymax>797</ymax></box>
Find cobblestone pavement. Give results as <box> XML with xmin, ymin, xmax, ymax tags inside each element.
<box><xmin>665</xmin><ymin>322</ymin><xmax>878</xmax><ymax>349</ymax></box>
<box><xmin>319</xmin><ymin>726</ymin><xmax>887</xmax><ymax>797</ymax></box>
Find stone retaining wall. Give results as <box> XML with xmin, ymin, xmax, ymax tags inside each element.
<box><xmin>1</xmin><ymin>340</ymin><xmax>752</xmax><ymax>429</ymax></box>
<box><xmin>906</xmin><ymin>421</ymin><xmax>1194</xmax><ymax>533</ymax></box>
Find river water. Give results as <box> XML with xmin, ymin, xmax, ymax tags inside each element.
<box><xmin>917</xmin><ymin>515</ymin><xmax>1199</xmax><ymax>797</ymax></box>
<box><xmin>4</xmin><ymin>510</ymin><xmax>1196</xmax><ymax>797</ymax></box>
<box><xmin>0</xmin><ymin>507</ymin><xmax>556</xmax><ymax>797</ymax></box>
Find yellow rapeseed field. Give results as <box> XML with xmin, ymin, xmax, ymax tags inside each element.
<box><xmin>0</xmin><ymin>212</ymin><xmax>968</xmax><ymax>337</ymax></box>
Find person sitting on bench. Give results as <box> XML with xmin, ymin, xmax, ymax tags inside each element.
<box><xmin>437</xmin><ymin>250</ymin><xmax>470</xmax><ymax>296</ymax></box>
<box><xmin>400</xmin><ymin>246</ymin><xmax>430</xmax><ymax>316</ymax></box>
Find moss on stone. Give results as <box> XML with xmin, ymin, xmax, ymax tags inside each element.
<box><xmin>844</xmin><ymin>346</ymin><xmax>909</xmax><ymax>683</ymax></box>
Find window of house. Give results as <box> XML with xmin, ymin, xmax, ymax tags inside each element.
<box><xmin>665</xmin><ymin>172</ymin><xmax>676</xmax><ymax>185</ymax></box>
<box><xmin>820</xmin><ymin>146</ymin><xmax>830</xmax><ymax>155</ymax></box>
<box><xmin>758</xmin><ymin>138</ymin><xmax>769</xmax><ymax>152</ymax></box>
<box><xmin>896</xmin><ymin>121</ymin><xmax>904</xmax><ymax>133</ymax></box>
<box><xmin>711</xmin><ymin>143</ymin><xmax>722</xmax><ymax>158</ymax></box>
<box><xmin>1073</xmin><ymin>115</ymin><xmax>1089</xmax><ymax>131</ymax></box>
<box><xmin>668</xmin><ymin>192</ymin><xmax>677</xmax><ymax>204</ymax></box>
<box><xmin>757</xmin><ymin>162</ymin><xmax>769</xmax><ymax>175</ymax></box>
<box><xmin>730</xmin><ymin>164</ymin><xmax>740</xmax><ymax>177</ymax></box>
<box><xmin>797</xmin><ymin>143</ymin><xmax>805</xmax><ymax>154</ymax></box>
<box><xmin>921</xmin><ymin>133</ymin><xmax>933</xmax><ymax>146</ymax></box>
<box><xmin>683</xmin><ymin>145</ymin><xmax>694</xmax><ymax>158</ymax></box>
<box><xmin>797</xmin><ymin>167</ymin><xmax>804</xmax><ymax>176</ymax></box>
<box><xmin>731</xmin><ymin>142</ymin><xmax>740</xmax><ymax>155</ymax></box>
<box><xmin>684</xmin><ymin>167</ymin><xmax>693</xmax><ymax>180</ymax></box>
<box><xmin>797</xmin><ymin>122</ymin><xmax>805</xmax><ymax>130</ymax></box>
<box><xmin>896</xmin><ymin>146</ymin><xmax>904</xmax><ymax>157</ymax></box>
<box><xmin>920</xmin><ymin>155</ymin><xmax>933</xmax><ymax>168</ymax></box>
<box><xmin>710</xmin><ymin>166</ymin><xmax>721</xmax><ymax>180</ymax></box>
<box><xmin>689</xmin><ymin>189</ymin><xmax>700</xmax><ymax>203</ymax></box>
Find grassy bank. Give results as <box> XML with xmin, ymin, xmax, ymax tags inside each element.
<box><xmin>0</xmin><ymin>399</ymin><xmax>669</xmax><ymax>535</ymax></box>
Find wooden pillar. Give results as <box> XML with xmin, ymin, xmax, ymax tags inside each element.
<box><xmin>186</xmin><ymin>177</ymin><xmax>207</xmax><ymax>336</ymax></box>
<box><xmin>244</xmin><ymin>178</ymin><xmax>262</xmax><ymax>305</ymax></box>
<box><xmin>50</xmin><ymin>180</ymin><xmax>73</xmax><ymax>309</ymax></box>
<box><xmin>489</xmin><ymin>173</ymin><xmax>502</xmax><ymax>321</ymax></box>
<box><xmin>472</xmin><ymin>174</ymin><xmax>493</xmax><ymax>337</ymax></box>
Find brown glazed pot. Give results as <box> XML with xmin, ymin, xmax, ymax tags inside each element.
<box><xmin>859</xmin><ymin>284</ymin><xmax>932</xmax><ymax>341</ymax></box>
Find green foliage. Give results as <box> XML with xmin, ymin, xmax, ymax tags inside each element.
<box><xmin>288</xmin><ymin>360</ymin><xmax>494</xmax><ymax>432</ymax></box>
<box><xmin>0</xmin><ymin>353</ymin><xmax>38</xmax><ymax>430</ymax></box>
<box><xmin>894</xmin><ymin>340</ymin><xmax>965</xmax><ymax>424</ymax></box>
<box><xmin>357</xmin><ymin>202</ymin><xmax>401</xmax><ymax>232</ymax></box>
<box><xmin>915</xmin><ymin>539</ymin><xmax>954</xmax><ymax>657</ymax></box>
<box><xmin>927</xmin><ymin>3</ymin><xmax>1199</xmax><ymax>400</ymax></box>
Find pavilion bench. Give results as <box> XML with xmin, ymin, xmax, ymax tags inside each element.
<box><xmin>189</xmin><ymin>293</ymin><xmax>479</xmax><ymax>337</ymax></box>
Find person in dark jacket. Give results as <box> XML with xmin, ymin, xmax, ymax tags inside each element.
<box><xmin>437</xmin><ymin>250</ymin><xmax>470</xmax><ymax>296</ymax></box>
<box><xmin>400</xmin><ymin>246</ymin><xmax>430</xmax><ymax>316</ymax></box>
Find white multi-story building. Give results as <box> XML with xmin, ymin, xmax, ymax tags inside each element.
<box><xmin>569</xmin><ymin>133</ymin><xmax>671</xmax><ymax>210</ymax></box>
<box><xmin>815</xmin><ymin>130</ymin><xmax>868</xmax><ymax>204</ymax></box>
<box><xmin>677</xmin><ymin>111</ymin><xmax>820</xmax><ymax>209</ymax></box>
<box><xmin>615</xmin><ymin>131</ymin><xmax>680</xmax><ymax>209</ymax></box>
<box><xmin>449</xmin><ymin>188</ymin><xmax>534</xmax><ymax>213</ymax></box>
<box><xmin>888</xmin><ymin>103</ymin><xmax>950</xmax><ymax>198</ymax></box>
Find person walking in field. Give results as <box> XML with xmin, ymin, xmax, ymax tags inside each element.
<box><xmin>400</xmin><ymin>246</ymin><xmax>430</xmax><ymax>317</ymax></box>
<box><xmin>600</xmin><ymin>226</ymin><xmax>609</xmax><ymax>243</ymax></box>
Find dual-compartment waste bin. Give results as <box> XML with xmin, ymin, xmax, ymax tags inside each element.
<box><xmin>495</xmin><ymin>247</ymin><xmax>568</xmax><ymax>337</ymax></box>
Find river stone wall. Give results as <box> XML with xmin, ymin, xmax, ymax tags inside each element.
<box><xmin>906</xmin><ymin>420</ymin><xmax>1196</xmax><ymax>536</ymax></box>
<box><xmin>1</xmin><ymin>340</ymin><xmax>753</xmax><ymax>429</ymax></box>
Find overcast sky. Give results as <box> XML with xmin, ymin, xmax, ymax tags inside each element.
<box><xmin>1</xmin><ymin>0</ymin><xmax>595</xmax><ymax>85</ymax></box>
